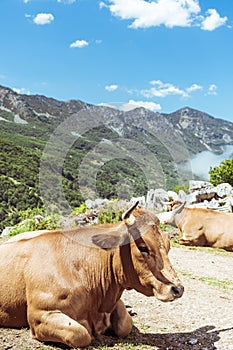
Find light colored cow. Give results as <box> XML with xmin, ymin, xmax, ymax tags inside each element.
<box><xmin>0</xmin><ymin>202</ymin><xmax>183</xmax><ymax>348</ymax></box>
<box><xmin>159</xmin><ymin>203</ymin><xmax>233</xmax><ymax>251</ymax></box>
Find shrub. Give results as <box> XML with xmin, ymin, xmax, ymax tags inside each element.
<box><xmin>173</xmin><ymin>183</ymin><xmax>189</xmax><ymax>194</ymax></box>
<box><xmin>209</xmin><ymin>159</ymin><xmax>233</xmax><ymax>186</ymax></box>
<box><xmin>71</xmin><ymin>203</ymin><xmax>88</xmax><ymax>215</ymax></box>
<box><xmin>97</xmin><ymin>204</ymin><xmax>122</xmax><ymax>224</ymax></box>
<box><xmin>6</xmin><ymin>208</ymin><xmax>61</xmax><ymax>237</ymax></box>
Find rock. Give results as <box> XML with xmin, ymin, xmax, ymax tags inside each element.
<box><xmin>146</xmin><ymin>188</ymin><xmax>170</xmax><ymax>210</ymax></box>
<box><xmin>187</xmin><ymin>338</ymin><xmax>198</xmax><ymax>345</ymax></box>
<box><xmin>143</xmin><ymin>181</ymin><xmax>233</xmax><ymax>213</ymax></box>
<box><xmin>33</xmin><ymin>215</ymin><xmax>44</xmax><ymax>224</ymax></box>
<box><xmin>85</xmin><ymin>198</ymin><xmax>109</xmax><ymax>209</ymax></box>
<box><xmin>189</xmin><ymin>181</ymin><xmax>216</xmax><ymax>203</ymax></box>
<box><xmin>215</xmin><ymin>183</ymin><xmax>233</xmax><ymax>198</ymax></box>
<box><xmin>167</xmin><ymin>191</ymin><xmax>179</xmax><ymax>201</ymax></box>
<box><xmin>206</xmin><ymin>198</ymin><xmax>220</xmax><ymax>209</ymax></box>
<box><xmin>187</xmin><ymin>191</ymin><xmax>199</xmax><ymax>204</ymax></box>
<box><xmin>130</xmin><ymin>196</ymin><xmax>146</xmax><ymax>206</ymax></box>
<box><xmin>189</xmin><ymin>180</ymin><xmax>213</xmax><ymax>193</ymax></box>
<box><xmin>195</xmin><ymin>188</ymin><xmax>216</xmax><ymax>202</ymax></box>
<box><xmin>178</xmin><ymin>189</ymin><xmax>187</xmax><ymax>202</ymax></box>
<box><xmin>186</xmin><ymin>181</ymin><xmax>233</xmax><ymax>207</ymax></box>
<box><xmin>1</xmin><ymin>226</ymin><xmax>14</xmax><ymax>237</ymax></box>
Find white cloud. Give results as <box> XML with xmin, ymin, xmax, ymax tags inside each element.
<box><xmin>100</xmin><ymin>80</ymin><xmax>216</xmax><ymax>114</ymax></box>
<box><xmin>140</xmin><ymin>80</ymin><xmax>203</xmax><ymax>99</ymax></box>
<box><xmin>141</xmin><ymin>80</ymin><xmax>187</xmax><ymax>98</ymax></box>
<box><xmin>98</xmin><ymin>100</ymin><xmax>161</xmax><ymax>112</ymax></box>
<box><xmin>99</xmin><ymin>1</ymin><xmax>108</xmax><ymax>9</ymax></box>
<box><xmin>13</xmin><ymin>87</ymin><xmax>30</xmax><ymax>95</ymax></box>
<box><xmin>98</xmin><ymin>102</ymin><xmax>118</xmax><ymax>109</ymax></box>
<box><xmin>70</xmin><ymin>39</ymin><xmax>89</xmax><ymax>48</ymax></box>
<box><xmin>201</xmin><ymin>9</ymin><xmax>227</xmax><ymax>31</ymax></box>
<box><xmin>57</xmin><ymin>0</ymin><xmax>76</xmax><ymax>3</ymax></box>
<box><xmin>207</xmin><ymin>84</ymin><xmax>218</xmax><ymax>96</ymax></box>
<box><xmin>33</xmin><ymin>13</ymin><xmax>54</xmax><ymax>25</ymax></box>
<box><xmin>104</xmin><ymin>0</ymin><xmax>200</xmax><ymax>28</ymax></box>
<box><xmin>121</xmin><ymin>99</ymin><xmax>161</xmax><ymax>112</ymax></box>
<box><xmin>23</xmin><ymin>0</ymin><xmax>30</xmax><ymax>3</ymax></box>
<box><xmin>105</xmin><ymin>84</ymin><xmax>118</xmax><ymax>92</ymax></box>
<box><xmin>186</xmin><ymin>83</ymin><xmax>203</xmax><ymax>93</ymax></box>
<box><xmin>103</xmin><ymin>0</ymin><xmax>227</xmax><ymax>30</ymax></box>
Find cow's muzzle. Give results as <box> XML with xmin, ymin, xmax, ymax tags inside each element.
<box><xmin>171</xmin><ymin>285</ymin><xmax>184</xmax><ymax>299</ymax></box>
<box><xmin>153</xmin><ymin>283</ymin><xmax>184</xmax><ymax>302</ymax></box>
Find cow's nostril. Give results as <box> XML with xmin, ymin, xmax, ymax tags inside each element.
<box><xmin>171</xmin><ymin>285</ymin><xmax>184</xmax><ymax>298</ymax></box>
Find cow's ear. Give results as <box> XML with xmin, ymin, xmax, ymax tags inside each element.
<box><xmin>92</xmin><ymin>234</ymin><xmax>122</xmax><ymax>249</ymax></box>
<box><xmin>91</xmin><ymin>224</ymin><xmax>130</xmax><ymax>249</ymax></box>
<box><xmin>122</xmin><ymin>201</ymin><xmax>139</xmax><ymax>225</ymax></box>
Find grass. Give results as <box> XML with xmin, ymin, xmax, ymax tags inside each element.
<box><xmin>171</xmin><ymin>239</ymin><xmax>232</xmax><ymax>256</ymax></box>
<box><xmin>178</xmin><ymin>270</ymin><xmax>233</xmax><ymax>291</ymax></box>
<box><xmin>199</xmin><ymin>276</ymin><xmax>233</xmax><ymax>290</ymax></box>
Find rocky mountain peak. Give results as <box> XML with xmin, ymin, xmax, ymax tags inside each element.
<box><xmin>0</xmin><ymin>84</ymin><xmax>233</xmax><ymax>154</ymax></box>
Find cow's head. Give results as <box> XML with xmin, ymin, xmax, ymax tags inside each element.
<box><xmin>92</xmin><ymin>202</ymin><xmax>184</xmax><ymax>302</ymax></box>
<box><xmin>157</xmin><ymin>201</ymin><xmax>186</xmax><ymax>226</ymax></box>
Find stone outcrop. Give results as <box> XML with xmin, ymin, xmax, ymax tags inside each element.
<box><xmin>2</xmin><ymin>181</ymin><xmax>233</xmax><ymax>237</ymax></box>
<box><xmin>145</xmin><ymin>181</ymin><xmax>233</xmax><ymax>213</ymax></box>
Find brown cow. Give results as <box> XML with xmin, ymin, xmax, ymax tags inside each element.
<box><xmin>0</xmin><ymin>202</ymin><xmax>184</xmax><ymax>348</ymax></box>
<box><xmin>159</xmin><ymin>203</ymin><xmax>233</xmax><ymax>251</ymax></box>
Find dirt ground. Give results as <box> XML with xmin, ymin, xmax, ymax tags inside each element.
<box><xmin>0</xmin><ymin>239</ymin><xmax>232</xmax><ymax>350</ymax></box>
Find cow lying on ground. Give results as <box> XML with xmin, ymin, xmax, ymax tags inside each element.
<box><xmin>0</xmin><ymin>202</ymin><xmax>184</xmax><ymax>348</ymax></box>
<box><xmin>158</xmin><ymin>203</ymin><xmax>233</xmax><ymax>251</ymax></box>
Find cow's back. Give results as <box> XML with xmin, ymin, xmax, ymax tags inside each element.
<box><xmin>0</xmin><ymin>230</ymin><xmax>63</xmax><ymax>326</ymax></box>
<box><xmin>0</xmin><ymin>239</ymin><xmax>29</xmax><ymax>326</ymax></box>
<box><xmin>0</xmin><ymin>229</ymin><xmax>111</xmax><ymax>328</ymax></box>
<box><xmin>204</xmin><ymin>211</ymin><xmax>233</xmax><ymax>250</ymax></box>
<box><xmin>177</xmin><ymin>208</ymin><xmax>233</xmax><ymax>250</ymax></box>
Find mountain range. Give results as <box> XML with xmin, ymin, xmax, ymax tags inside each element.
<box><xmin>1</xmin><ymin>84</ymin><xmax>233</xmax><ymax>151</ymax></box>
<box><xmin>1</xmin><ymin>84</ymin><xmax>233</xmax><ymax>231</ymax></box>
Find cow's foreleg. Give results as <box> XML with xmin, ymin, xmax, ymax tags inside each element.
<box><xmin>28</xmin><ymin>309</ymin><xmax>92</xmax><ymax>348</ymax></box>
<box><xmin>110</xmin><ymin>299</ymin><xmax>133</xmax><ymax>338</ymax></box>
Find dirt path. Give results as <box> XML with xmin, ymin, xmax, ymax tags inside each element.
<box><xmin>0</xmin><ymin>245</ymin><xmax>232</xmax><ymax>350</ymax></box>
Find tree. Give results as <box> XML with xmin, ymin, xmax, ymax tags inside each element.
<box><xmin>209</xmin><ymin>159</ymin><xmax>233</xmax><ymax>186</ymax></box>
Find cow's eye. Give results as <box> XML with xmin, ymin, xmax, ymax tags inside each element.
<box><xmin>138</xmin><ymin>245</ymin><xmax>150</xmax><ymax>255</ymax></box>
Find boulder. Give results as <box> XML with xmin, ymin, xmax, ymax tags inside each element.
<box><xmin>1</xmin><ymin>226</ymin><xmax>14</xmax><ymax>237</ymax></box>
<box><xmin>215</xmin><ymin>183</ymin><xmax>233</xmax><ymax>198</ymax></box>
<box><xmin>146</xmin><ymin>188</ymin><xmax>170</xmax><ymax>210</ymax></box>
<box><xmin>85</xmin><ymin>198</ymin><xmax>109</xmax><ymax>209</ymax></box>
<box><xmin>189</xmin><ymin>180</ymin><xmax>214</xmax><ymax>192</ymax></box>
<box><xmin>144</xmin><ymin>181</ymin><xmax>233</xmax><ymax>213</ymax></box>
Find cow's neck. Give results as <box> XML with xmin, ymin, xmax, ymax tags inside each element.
<box><xmin>97</xmin><ymin>250</ymin><xmax>125</xmax><ymax>313</ymax></box>
<box><xmin>114</xmin><ymin>243</ymin><xmax>141</xmax><ymax>292</ymax></box>
<box><xmin>97</xmin><ymin>243</ymin><xmax>138</xmax><ymax>312</ymax></box>
<box><xmin>174</xmin><ymin>210</ymin><xmax>185</xmax><ymax>228</ymax></box>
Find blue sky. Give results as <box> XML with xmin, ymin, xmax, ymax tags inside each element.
<box><xmin>0</xmin><ymin>0</ymin><xmax>233</xmax><ymax>121</ymax></box>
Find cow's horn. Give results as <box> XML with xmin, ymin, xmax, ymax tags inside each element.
<box><xmin>169</xmin><ymin>201</ymin><xmax>186</xmax><ymax>216</ymax></box>
<box><xmin>157</xmin><ymin>201</ymin><xmax>186</xmax><ymax>224</ymax></box>
<box><xmin>122</xmin><ymin>201</ymin><xmax>139</xmax><ymax>220</ymax></box>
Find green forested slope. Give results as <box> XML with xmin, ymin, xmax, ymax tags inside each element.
<box><xmin>1</xmin><ymin>86</ymin><xmax>233</xmax><ymax>233</ymax></box>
